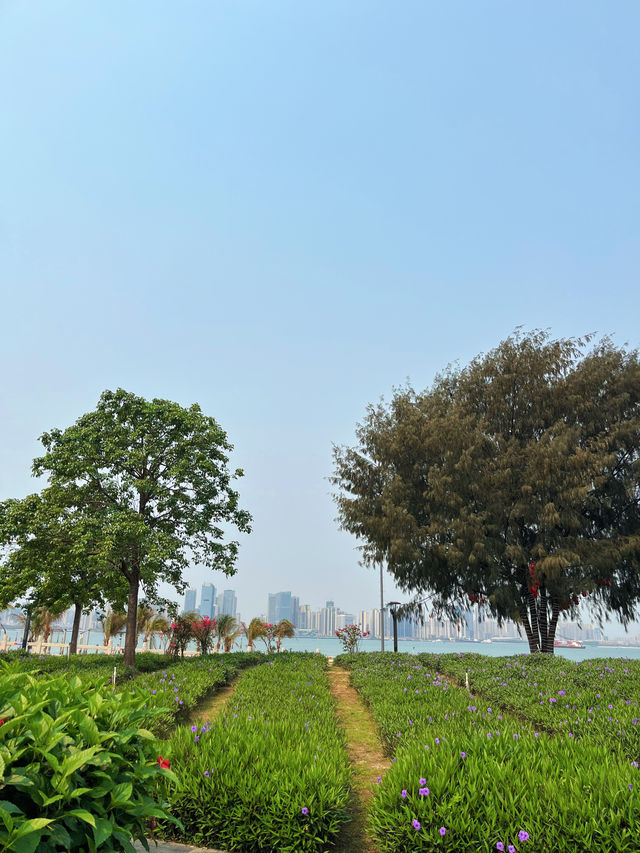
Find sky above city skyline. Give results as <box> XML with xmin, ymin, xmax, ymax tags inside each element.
<box><xmin>1</xmin><ymin>2</ymin><xmax>639</xmax><ymax>636</ymax></box>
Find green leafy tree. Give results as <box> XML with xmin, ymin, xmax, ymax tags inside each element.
<box><xmin>0</xmin><ymin>494</ymin><xmax>124</xmax><ymax>654</ymax></box>
<box><xmin>28</xmin><ymin>388</ymin><xmax>251</xmax><ymax>666</ymax></box>
<box><xmin>332</xmin><ymin>331</ymin><xmax>640</xmax><ymax>654</ymax></box>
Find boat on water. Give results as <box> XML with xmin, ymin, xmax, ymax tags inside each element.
<box><xmin>553</xmin><ymin>638</ymin><xmax>585</xmax><ymax>649</ymax></box>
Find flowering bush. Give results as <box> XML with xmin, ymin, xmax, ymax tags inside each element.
<box><xmin>168</xmin><ymin>615</ymin><xmax>218</xmax><ymax>658</ymax></box>
<box><xmin>190</xmin><ymin>616</ymin><xmax>217</xmax><ymax>655</ymax></box>
<box><xmin>335</xmin><ymin>623</ymin><xmax>369</xmax><ymax>653</ymax></box>
<box><xmin>260</xmin><ymin>623</ymin><xmax>278</xmax><ymax>653</ymax></box>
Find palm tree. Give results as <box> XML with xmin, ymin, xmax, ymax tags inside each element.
<box><xmin>137</xmin><ymin>605</ymin><xmax>170</xmax><ymax>650</ymax></box>
<box><xmin>26</xmin><ymin>608</ymin><xmax>65</xmax><ymax>653</ymax></box>
<box><xmin>275</xmin><ymin>618</ymin><xmax>295</xmax><ymax>652</ymax></box>
<box><xmin>216</xmin><ymin>614</ymin><xmax>242</xmax><ymax>653</ymax></box>
<box><xmin>243</xmin><ymin>617</ymin><xmax>266</xmax><ymax>652</ymax></box>
<box><xmin>99</xmin><ymin>610</ymin><xmax>128</xmax><ymax>648</ymax></box>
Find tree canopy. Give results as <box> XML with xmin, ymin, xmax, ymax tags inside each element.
<box><xmin>332</xmin><ymin>331</ymin><xmax>640</xmax><ymax>653</ymax></box>
<box><xmin>2</xmin><ymin>388</ymin><xmax>251</xmax><ymax>665</ymax></box>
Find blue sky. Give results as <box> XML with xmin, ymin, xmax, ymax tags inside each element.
<box><xmin>1</xmin><ymin>2</ymin><xmax>639</xmax><ymax>635</ymax></box>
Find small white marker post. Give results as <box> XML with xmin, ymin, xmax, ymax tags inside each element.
<box><xmin>465</xmin><ymin>672</ymin><xmax>470</xmax><ymax>691</ymax></box>
<box><xmin>112</xmin><ymin>667</ymin><xmax>117</xmax><ymax>687</ymax></box>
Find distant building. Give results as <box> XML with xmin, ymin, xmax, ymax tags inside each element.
<box><xmin>200</xmin><ymin>583</ymin><xmax>216</xmax><ymax>619</ymax></box>
<box><xmin>184</xmin><ymin>588</ymin><xmax>197</xmax><ymax>614</ymax></box>
<box><xmin>218</xmin><ymin>590</ymin><xmax>237</xmax><ymax>619</ymax></box>
<box><xmin>268</xmin><ymin>591</ymin><xmax>292</xmax><ymax>624</ymax></box>
<box><xmin>320</xmin><ymin>605</ymin><xmax>338</xmax><ymax>636</ymax></box>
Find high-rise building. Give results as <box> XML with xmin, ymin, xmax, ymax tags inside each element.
<box><xmin>298</xmin><ymin>604</ymin><xmax>311</xmax><ymax>630</ymax></box>
<box><xmin>267</xmin><ymin>591</ymin><xmax>292</xmax><ymax>624</ymax></box>
<box><xmin>200</xmin><ymin>583</ymin><xmax>216</xmax><ymax>619</ymax></box>
<box><xmin>358</xmin><ymin>610</ymin><xmax>370</xmax><ymax>634</ymax></box>
<box><xmin>218</xmin><ymin>590</ymin><xmax>237</xmax><ymax>619</ymax></box>
<box><xmin>320</xmin><ymin>605</ymin><xmax>338</xmax><ymax>636</ymax></box>
<box><xmin>291</xmin><ymin>595</ymin><xmax>300</xmax><ymax>627</ymax></box>
<box><xmin>184</xmin><ymin>588</ymin><xmax>197</xmax><ymax>614</ymax></box>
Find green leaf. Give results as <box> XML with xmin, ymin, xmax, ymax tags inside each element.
<box><xmin>0</xmin><ymin>805</ymin><xmax>13</xmax><ymax>834</ymax></box>
<box><xmin>65</xmin><ymin>809</ymin><xmax>96</xmax><ymax>827</ymax></box>
<box><xmin>14</xmin><ymin>818</ymin><xmax>54</xmax><ymax>837</ymax></box>
<box><xmin>59</xmin><ymin>746</ymin><xmax>100</xmax><ymax>779</ymax></box>
<box><xmin>92</xmin><ymin>816</ymin><xmax>113</xmax><ymax>848</ymax></box>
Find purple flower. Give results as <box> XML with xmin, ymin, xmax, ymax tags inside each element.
<box><xmin>461</xmin><ymin>751</ymin><xmax>467</xmax><ymax>758</ymax></box>
<box><xmin>203</xmin><ymin>771</ymin><xmax>209</xmax><ymax>777</ymax></box>
<box><xmin>419</xmin><ymin>787</ymin><xmax>430</xmax><ymax>796</ymax></box>
<box><xmin>301</xmin><ymin>807</ymin><xmax>309</xmax><ymax>815</ymax></box>
<box><xmin>419</xmin><ymin>777</ymin><xmax>426</xmax><ymax>785</ymax></box>
<box><xmin>191</xmin><ymin>725</ymin><xmax>198</xmax><ymax>732</ymax></box>
<box><xmin>439</xmin><ymin>826</ymin><xmax>446</xmax><ymax>836</ymax></box>
<box><xmin>412</xmin><ymin>819</ymin><xmax>421</xmax><ymax>830</ymax></box>
<box><xmin>401</xmin><ymin>789</ymin><xmax>407</xmax><ymax>799</ymax></box>
<box><xmin>518</xmin><ymin>830</ymin><xmax>529</xmax><ymax>842</ymax></box>
<box><xmin>496</xmin><ymin>844</ymin><xmax>505</xmax><ymax>852</ymax></box>
<box><xmin>508</xmin><ymin>846</ymin><xmax>515</xmax><ymax>853</ymax></box>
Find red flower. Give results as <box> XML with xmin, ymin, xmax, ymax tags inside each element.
<box><xmin>0</xmin><ymin>718</ymin><xmax>6</xmax><ymax>726</ymax></box>
<box><xmin>157</xmin><ymin>756</ymin><xmax>170</xmax><ymax>769</ymax></box>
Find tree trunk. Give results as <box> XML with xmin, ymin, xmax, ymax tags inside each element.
<box><xmin>123</xmin><ymin>567</ymin><xmax>140</xmax><ymax>667</ymax></box>
<box><xmin>517</xmin><ymin>601</ymin><xmax>539</xmax><ymax>654</ymax></box>
<box><xmin>541</xmin><ymin>599</ymin><xmax>560</xmax><ymax>654</ymax></box>
<box><xmin>69</xmin><ymin>603</ymin><xmax>82</xmax><ymax>655</ymax></box>
<box><xmin>528</xmin><ymin>594</ymin><xmax>541</xmax><ymax>653</ymax></box>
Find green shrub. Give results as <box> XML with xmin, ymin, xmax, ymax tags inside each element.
<box><xmin>340</xmin><ymin>654</ymin><xmax>640</xmax><ymax>852</ymax></box>
<box><xmin>161</xmin><ymin>654</ymin><xmax>350</xmax><ymax>852</ymax></box>
<box><xmin>0</xmin><ymin>664</ymin><xmax>181</xmax><ymax>852</ymax></box>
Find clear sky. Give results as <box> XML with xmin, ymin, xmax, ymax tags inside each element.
<box><xmin>1</xmin><ymin>2</ymin><xmax>639</xmax><ymax>635</ymax></box>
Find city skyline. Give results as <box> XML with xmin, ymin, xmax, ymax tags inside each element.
<box><xmin>177</xmin><ymin>586</ymin><xmax>606</xmax><ymax>644</ymax></box>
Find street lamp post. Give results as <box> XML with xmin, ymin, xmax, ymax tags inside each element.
<box><xmin>379</xmin><ymin>562</ymin><xmax>385</xmax><ymax>652</ymax></box>
<box><xmin>387</xmin><ymin>601</ymin><xmax>401</xmax><ymax>653</ymax></box>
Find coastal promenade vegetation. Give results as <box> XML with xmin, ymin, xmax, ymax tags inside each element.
<box><xmin>333</xmin><ymin>330</ymin><xmax>640</xmax><ymax>655</ymax></box>
<box><xmin>336</xmin><ymin>652</ymin><xmax>640</xmax><ymax>851</ymax></box>
<box><xmin>4</xmin><ymin>649</ymin><xmax>640</xmax><ymax>851</ymax></box>
<box><xmin>0</xmin><ymin>389</ymin><xmax>252</xmax><ymax>666</ymax></box>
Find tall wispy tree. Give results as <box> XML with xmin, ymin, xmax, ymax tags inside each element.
<box><xmin>332</xmin><ymin>331</ymin><xmax>640</xmax><ymax>653</ymax></box>
<box><xmin>27</xmin><ymin>388</ymin><xmax>251</xmax><ymax>666</ymax></box>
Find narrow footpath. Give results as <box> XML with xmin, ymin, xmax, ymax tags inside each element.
<box><xmin>187</xmin><ymin>676</ymin><xmax>239</xmax><ymax>727</ymax></box>
<box><xmin>329</xmin><ymin>665</ymin><xmax>388</xmax><ymax>853</ymax></box>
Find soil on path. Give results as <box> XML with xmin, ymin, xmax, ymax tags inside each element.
<box><xmin>329</xmin><ymin>666</ymin><xmax>389</xmax><ymax>853</ymax></box>
<box><xmin>187</xmin><ymin>677</ymin><xmax>239</xmax><ymax>726</ymax></box>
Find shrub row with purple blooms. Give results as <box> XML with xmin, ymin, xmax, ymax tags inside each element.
<box><xmin>433</xmin><ymin>652</ymin><xmax>640</xmax><ymax>760</ymax></box>
<box><xmin>340</xmin><ymin>653</ymin><xmax>640</xmax><ymax>852</ymax></box>
<box><xmin>160</xmin><ymin>652</ymin><xmax>350</xmax><ymax>852</ymax></box>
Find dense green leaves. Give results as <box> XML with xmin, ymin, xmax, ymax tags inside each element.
<box><xmin>339</xmin><ymin>653</ymin><xmax>640</xmax><ymax>852</ymax></box>
<box><xmin>0</xmin><ymin>663</ymin><xmax>181</xmax><ymax>852</ymax></box>
<box><xmin>2</xmin><ymin>389</ymin><xmax>252</xmax><ymax>666</ymax></box>
<box><xmin>333</xmin><ymin>331</ymin><xmax>640</xmax><ymax>654</ymax></box>
<box><xmin>161</xmin><ymin>653</ymin><xmax>350</xmax><ymax>851</ymax></box>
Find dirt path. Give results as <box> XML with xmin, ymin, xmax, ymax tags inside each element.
<box><xmin>329</xmin><ymin>666</ymin><xmax>388</xmax><ymax>853</ymax></box>
<box><xmin>187</xmin><ymin>677</ymin><xmax>239</xmax><ymax>726</ymax></box>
